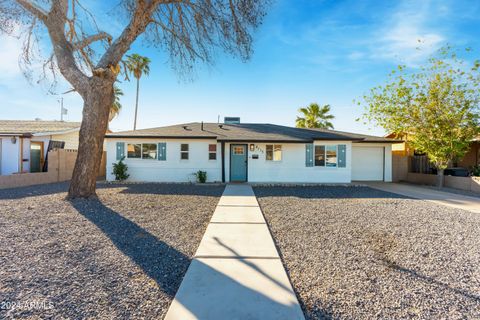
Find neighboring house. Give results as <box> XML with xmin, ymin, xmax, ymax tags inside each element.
<box><xmin>386</xmin><ymin>133</ymin><xmax>480</xmax><ymax>170</ymax></box>
<box><xmin>0</xmin><ymin>120</ymin><xmax>81</xmax><ymax>175</ymax></box>
<box><xmin>105</xmin><ymin>118</ymin><xmax>399</xmax><ymax>183</ymax></box>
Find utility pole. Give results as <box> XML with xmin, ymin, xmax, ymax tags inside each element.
<box><xmin>60</xmin><ymin>97</ymin><xmax>64</xmax><ymax>121</ymax></box>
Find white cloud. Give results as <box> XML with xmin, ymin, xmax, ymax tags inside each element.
<box><xmin>371</xmin><ymin>1</ymin><xmax>446</xmax><ymax>66</ymax></box>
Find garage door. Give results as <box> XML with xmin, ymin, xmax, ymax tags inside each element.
<box><xmin>352</xmin><ymin>146</ymin><xmax>384</xmax><ymax>181</ymax></box>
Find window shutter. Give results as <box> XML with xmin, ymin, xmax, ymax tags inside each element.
<box><xmin>338</xmin><ymin>144</ymin><xmax>346</xmax><ymax>167</ymax></box>
<box><xmin>305</xmin><ymin>143</ymin><xmax>314</xmax><ymax>167</ymax></box>
<box><xmin>116</xmin><ymin>142</ymin><xmax>125</xmax><ymax>160</ymax></box>
<box><xmin>158</xmin><ymin>142</ymin><xmax>167</xmax><ymax>161</ymax></box>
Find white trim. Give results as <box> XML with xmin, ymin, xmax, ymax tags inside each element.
<box><xmin>32</xmin><ymin>127</ymin><xmax>80</xmax><ymax>137</ymax></box>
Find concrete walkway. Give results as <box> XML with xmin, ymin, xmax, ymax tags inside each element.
<box><xmin>366</xmin><ymin>182</ymin><xmax>480</xmax><ymax>214</ymax></box>
<box><xmin>165</xmin><ymin>184</ymin><xmax>305</xmax><ymax>320</ymax></box>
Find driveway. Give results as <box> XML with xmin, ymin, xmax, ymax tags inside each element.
<box><xmin>365</xmin><ymin>182</ymin><xmax>480</xmax><ymax>213</ymax></box>
<box><xmin>254</xmin><ymin>185</ymin><xmax>480</xmax><ymax>319</ymax></box>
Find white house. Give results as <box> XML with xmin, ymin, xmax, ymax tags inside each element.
<box><xmin>0</xmin><ymin>120</ymin><xmax>81</xmax><ymax>175</ymax></box>
<box><xmin>105</xmin><ymin>119</ymin><xmax>399</xmax><ymax>183</ymax></box>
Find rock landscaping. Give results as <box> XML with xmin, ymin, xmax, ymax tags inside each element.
<box><xmin>0</xmin><ymin>182</ymin><xmax>223</xmax><ymax>319</ymax></box>
<box><xmin>254</xmin><ymin>185</ymin><xmax>480</xmax><ymax>319</ymax></box>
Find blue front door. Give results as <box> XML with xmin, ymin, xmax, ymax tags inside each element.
<box><xmin>230</xmin><ymin>144</ymin><xmax>247</xmax><ymax>182</ymax></box>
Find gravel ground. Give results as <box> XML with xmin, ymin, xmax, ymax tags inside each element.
<box><xmin>0</xmin><ymin>182</ymin><xmax>223</xmax><ymax>319</ymax></box>
<box><xmin>254</xmin><ymin>186</ymin><xmax>480</xmax><ymax>320</ymax></box>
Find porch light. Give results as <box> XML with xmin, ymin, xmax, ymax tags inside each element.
<box><xmin>11</xmin><ymin>136</ymin><xmax>17</xmax><ymax>144</ymax></box>
<box><xmin>249</xmin><ymin>144</ymin><xmax>255</xmax><ymax>151</ymax></box>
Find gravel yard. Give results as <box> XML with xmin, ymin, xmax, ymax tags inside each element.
<box><xmin>0</xmin><ymin>182</ymin><xmax>223</xmax><ymax>319</ymax></box>
<box><xmin>254</xmin><ymin>186</ymin><xmax>480</xmax><ymax>320</ymax></box>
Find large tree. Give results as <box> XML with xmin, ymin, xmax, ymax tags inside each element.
<box><xmin>0</xmin><ymin>0</ymin><xmax>269</xmax><ymax>198</ymax></box>
<box><xmin>360</xmin><ymin>47</ymin><xmax>480</xmax><ymax>186</ymax></box>
<box><xmin>296</xmin><ymin>103</ymin><xmax>335</xmax><ymax>129</ymax></box>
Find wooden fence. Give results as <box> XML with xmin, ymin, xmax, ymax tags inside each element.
<box><xmin>0</xmin><ymin>149</ymin><xmax>106</xmax><ymax>189</ymax></box>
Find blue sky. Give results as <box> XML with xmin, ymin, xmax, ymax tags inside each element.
<box><xmin>0</xmin><ymin>0</ymin><xmax>479</xmax><ymax>135</ymax></box>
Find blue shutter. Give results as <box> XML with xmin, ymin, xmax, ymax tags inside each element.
<box><xmin>305</xmin><ymin>143</ymin><xmax>314</xmax><ymax>167</ymax></box>
<box><xmin>338</xmin><ymin>144</ymin><xmax>346</xmax><ymax>168</ymax></box>
<box><xmin>116</xmin><ymin>142</ymin><xmax>125</xmax><ymax>160</ymax></box>
<box><xmin>158</xmin><ymin>142</ymin><xmax>167</xmax><ymax>161</ymax></box>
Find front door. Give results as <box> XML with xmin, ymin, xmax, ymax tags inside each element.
<box><xmin>30</xmin><ymin>142</ymin><xmax>44</xmax><ymax>173</ymax></box>
<box><xmin>230</xmin><ymin>144</ymin><xmax>247</xmax><ymax>182</ymax></box>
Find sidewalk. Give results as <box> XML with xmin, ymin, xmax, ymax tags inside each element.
<box><xmin>164</xmin><ymin>184</ymin><xmax>305</xmax><ymax>320</ymax></box>
<box><xmin>365</xmin><ymin>182</ymin><xmax>480</xmax><ymax>214</ymax></box>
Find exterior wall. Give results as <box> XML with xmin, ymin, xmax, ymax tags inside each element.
<box><xmin>392</xmin><ymin>155</ymin><xmax>409</xmax><ymax>182</ymax></box>
<box><xmin>406</xmin><ymin>172</ymin><xmax>437</xmax><ymax>186</ymax></box>
<box><xmin>50</xmin><ymin>130</ymin><xmax>80</xmax><ymax>150</ymax></box>
<box><xmin>458</xmin><ymin>141</ymin><xmax>479</xmax><ymax>168</ymax></box>
<box><xmin>106</xmin><ymin>138</ymin><xmax>222</xmax><ymax>182</ymax></box>
<box><xmin>224</xmin><ymin>141</ymin><xmax>352</xmax><ymax>183</ymax></box>
<box><xmin>0</xmin><ymin>136</ymin><xmax>20</xmax><ymax>175</ymax></box>
<box><xmin>0</xmin><ymin>149</ymin><xmax>106</xmax><ymax>189</ymax></box>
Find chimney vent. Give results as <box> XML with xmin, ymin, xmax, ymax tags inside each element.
<box><xmin>224</xmin><ymin>117</ymin><xmax>240</xmax><ymax>124</ymax></box>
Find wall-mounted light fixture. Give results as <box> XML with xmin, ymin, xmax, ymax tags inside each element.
<box><xmin>11</xmin><ymin>136</ymin><xmax>17</xmax><ymax>144</ymax></box>
<box><xmin>249</xmin><ymin>144</ymin><xmax>255</xmax><ymax>151</ymax></box>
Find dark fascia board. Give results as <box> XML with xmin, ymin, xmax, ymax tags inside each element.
<box><xmin>217</xmin><ymin>139</ymin><xmax>312</xmax><ymax>143</ymax></box>
<box><xmin>353</xmin><ymin>139</ymin><xmax>402</xmax><ymax>143</ymax></box>
<box><xmin>105</xmin><ymin>135</ymin><xmax>218</xmax><ymax>139</ymax></box>
<box><xmin>0</xmin><ymin>133</ymin><xmax>33</xmax><ymax>137</ymax></box>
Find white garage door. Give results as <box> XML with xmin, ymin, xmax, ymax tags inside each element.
<box><xmin>352</xmin><ymin>146</ymin><xmax>384</xmax><ymax>181</ymax></box>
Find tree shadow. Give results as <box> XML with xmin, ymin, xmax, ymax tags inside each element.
<box><xmin>70</xmin><ymin>198</ymin><xmax>307</xmax><ymax>319</ymax></box>
<box><xmin>380</xmin><ymin>257</ymin><xmax>480</xmax><ymax>303</ymax></box>
<box><xmin>0</xmin><ymin>182</ymin><xmax>70</xmax><ymax>200</ymax></box>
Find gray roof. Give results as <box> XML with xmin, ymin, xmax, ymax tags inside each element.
<box><xmin>0</xmin><ymin>120</ymin><xmax>81</xmax><ymax>136</ymax></box>
<box><xmin>106</xmin><ymin>122</ymin><xmax>399</xmax><ymax>143</ymax></box>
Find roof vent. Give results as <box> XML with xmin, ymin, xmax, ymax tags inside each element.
<box><xmin>182</xmin><ymin>125</ymin><xmax>190</xmax><ymax>130</ymax></box>
<box><xmin>224</xmin><ymin>117</ymin><xmax>240</xmax><ymax>124</ymax></box>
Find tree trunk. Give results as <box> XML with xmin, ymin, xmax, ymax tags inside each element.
<box><xmin>436</xmin><ymin>168</ymin><xmax>445</xmax><ymax>188</ymax></box>
<box><xmin>133</xmin><ymin>77</ymin><xmax>140</xmax><ymax>130</ymax></box>
<box><xmin>68</xmin><ymin>77</ymin><xmax>113</xmax><ymax>199</ymax></box>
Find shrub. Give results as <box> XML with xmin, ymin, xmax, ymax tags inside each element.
<box><xmin>472</xmin><ymin>165</ymin><xmax>480</xmax><ymax>177</ymax></box>
<box><xmin>194</xmin><ymin>170</ymin><xmax>207</xmax><ymax>183</ymax></box>
<box><xmin>112</xmin><ymin>158</ymin><xmax>129</xmax><ymax>181</ymax></box>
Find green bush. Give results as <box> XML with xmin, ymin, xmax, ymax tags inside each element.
<box><xmin>112</xmin><ymin>158</ymin><xmax>130</xmax><ymax>181</ymax></box>
<box><xmin>194</xmin><ymin>170</ymin><xmax>207</xmax><ymax>183</ymax></box>
<box><xmin>472</xmin><ymin>165</ymin><xmax>480</xmax><ymax>177</ymax></box>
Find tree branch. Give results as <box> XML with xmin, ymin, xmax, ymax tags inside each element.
<box><xmin>15</xmin><ymin>0</ymin><xmax>48</xmax><ymax>20</ymax></box>
<box><xmin>72</xmin><ymin>32</ymin><xmax>112</xmax><ymax>50</ymax></box>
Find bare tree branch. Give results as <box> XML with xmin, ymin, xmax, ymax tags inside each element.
<box><xmin>72</xmin><ymin>31</ymin><xmax>112</xmax><ymax>50</ymax></box>
<box><xmin>15</xmin><ymin>0</ymin><xmax>47</xmax><ymax>20</ymax></box>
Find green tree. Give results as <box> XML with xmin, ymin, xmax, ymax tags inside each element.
<box><xmin>1</xmin><ymin>1</ymin><xmax>270</xmax><ymax>198</ymax></box>
<box><xmin>360</xmin><ymin>47</ymin><xmax>480</xmax><ymax>187</ymax></box>
<box><xmin>125</xmin><ymin>54</ymin><xmax>151</xmax><ymax>130</ymax></box>
<box><xmin>296</xmin><ymin>103</ymin><xmax>335</xmax><ymax>129</ymax></box>
<box><xmin>109</xmin><ymin>85</ymin><xmax>123</xmax><ymax>122</ymax></box>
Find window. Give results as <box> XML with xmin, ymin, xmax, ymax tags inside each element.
<box><xmin>326</xmin><ymin>145</ymin><xmax>337</xmax><ymax>167</ymax></box>
<box><xmin>209</xmin><ymin>144</ymin><xmax>217</xmax><ymax>160</ymax></box>
<box><xmin>142</xmin><ymin>143</ymin><xmax>157</xmax><ymax>159</ymax></box>
<box><xmin>314</xmin><ymin>145</ymin><xmax>325</xmax><ymax>166</ymax></box>
<box><xmin>181</xmin><ymin>144</ymin><xmax>189</xmax><ymax>160</ymax></box>
<box><xmin>266</xmin><ymin>144</ymin><xmax>282</xmax><ymax>161</ymax></box>
<box><xmin>128</xmin><ymin>143</ymin><xmax>158</xmax><ymax>159</ymax></box>
<box><xmin>233</xmin><ymin>146</ymin><xmax>244</xmax><ymax>155</ymax></box>
<box><xmin>315</xmin><ymin>145</ymin><xmax>339</xmax><ymax>167</ymax></box>
<box><xmin>127</xmin><ymin>144</ymin><xmax>141</xmax><ymax>158</ymax></box>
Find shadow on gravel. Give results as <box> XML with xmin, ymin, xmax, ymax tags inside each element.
<box><xmin>381</xmin><ymin>257</ymin><xmax>480</xmax><ymax>303</ymax></box>
<box><xmin>70</xmin><ymin>198</ymin><xmax>301</xmax><ymax>318</ymax></box>
<box><xmin>0</xmin><ymin>182</ymin><xmax>69</xmax><ymax>200</ymax></box>
<box><xmin>110</xmin><ymin>183</ymin><xmax>225</xmax><ymax>197</ymax></box>
<box><xmin>254</xmin><ymin>186</ymin><xmax>411</xmax><ymax>199</ymax></box>
<box><xmin>70</xmin><ymin>198</ymin><xmax>188</xmax><ymax>297</ymax></box>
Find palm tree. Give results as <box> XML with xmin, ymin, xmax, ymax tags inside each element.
<box><xmin>109</xmin><ymin>85</ymin><xmax>123</xmax><ymax>122</ymax></box>
<box><xmin>125</xmin><ymin>54</ymin><xmax>151</xmax><ymax>130</ymax></box>
<box><xmin>295</xmin><ymin>103</ymin><xmax>335</xmax><ymax>129</ymax></box>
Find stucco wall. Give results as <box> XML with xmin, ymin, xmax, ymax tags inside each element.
<box><xmin>0</xmin><ymin>137</ymin><xmax>20</xmax><ymax>175</ymax></box>
<box><xmin>224</xmin><ymin>141</ymin><xmax>353</xmax><ymax>183</ymax></box>
<box><xmin>106</xmin><ymin>138</ymin><xmax>222</xmax><ymax>182</ymax></box>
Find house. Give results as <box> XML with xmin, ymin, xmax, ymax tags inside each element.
<box><xmin>0</xmin><ymin>120</ymin><xmax>81</xmax><ymax>175</ymax></box>
<box><xmin>105</xmin><ymin>119</ymin><xmax>399</xmax><ymax>183</ymax></box>
<box><xmin>386</xmin><ymin>133</ymin><xmax>480</xmax><ymax>172</ymax></box>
